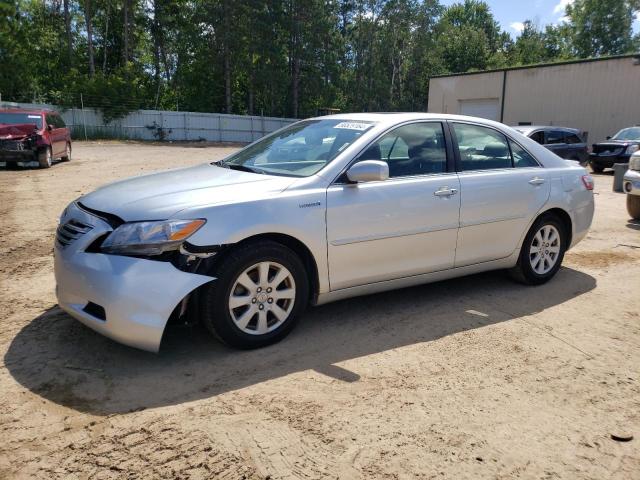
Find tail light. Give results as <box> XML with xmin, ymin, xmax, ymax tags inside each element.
<box><xmin>581</xmin><ymin>174</ymin><xmax>594</xmax><ymax>190</ymax></box>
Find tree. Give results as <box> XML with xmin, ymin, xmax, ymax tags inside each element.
<box><xmin>565</xmin><ymin>0</ymin><xmax>638</xmax><ymax>57</ymax></box>
<box><xmin>513</xmin><ymin>20</ymin><xmax>547</xmax><ymax>65</ymax></box>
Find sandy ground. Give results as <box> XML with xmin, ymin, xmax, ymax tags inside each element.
<box><xmin>0</xmin><ymin>141</ymin><xmax>639</xmax><ymax>479</ymax></box>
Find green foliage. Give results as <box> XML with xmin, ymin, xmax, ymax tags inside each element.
<box><xmin>0</xmin><ymin>0</ymin><xmax>637</xmax><ymax>123</ymax></box>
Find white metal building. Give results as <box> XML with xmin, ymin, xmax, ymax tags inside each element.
<box><xmin>427</xmin><ymin>54</ymin><xmax>640</xmax><ymax>143</ymax></box>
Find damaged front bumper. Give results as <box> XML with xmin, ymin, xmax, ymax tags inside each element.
<box><xmin>54</xmin><ymin>202</ymin><xmax>214</xmax><ymax>352</ymax></box>
<box><xmin>0</xmin><ymin>138</ymin><xmax>38</xmax><ymax>163</ymax></box>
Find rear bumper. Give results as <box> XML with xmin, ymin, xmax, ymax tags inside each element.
<box><xmin>623</xmin><ymin>169</ymin><xmax>640</xmax><ymax>196</ymax></box>
<box><xmin>54</xmin><ymin>202</ymin><xmax>214</xmax><ymax>352</ymax></box>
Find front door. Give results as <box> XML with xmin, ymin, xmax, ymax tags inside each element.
<box><xmin>326</xmin><ymin>122</ymin><xmax>461</xmax><ymax>290</ymax></box>
<box><xmin>451</xmin><ymin>121</ymin><xmax>550</xmax><ymax>266</ymax></box>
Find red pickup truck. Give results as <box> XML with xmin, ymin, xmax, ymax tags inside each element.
<box><xmin>0</xmin><ymin>108</ymin><xmax>72</xmax><ymax>168</ymax></box>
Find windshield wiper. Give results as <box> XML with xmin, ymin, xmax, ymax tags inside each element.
<box><xmin>214</xmin><ymin>160</ymin><xmax>265</xmax><ymax>174</ymax></box>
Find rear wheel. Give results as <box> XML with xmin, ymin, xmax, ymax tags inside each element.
<box><xmin>590</xmin><ymin>162</ymin><xmax>604</xmax><ymax>173</ymax></box>
<box><xmin>38</xmin><ymin>147</ymin><xmax>52</xmax><ymax>169</ymax></box>
<box><xmin>510</xmin><ymin>214</ymin><xmax>567</xmax><ymax>285</ymax></box>
<box><xmin>199</xmin><ymin>241</ymin><xmax>309</xmax><ymax>349</ymax></box>
<box><xmin>61</xmin><ymin>142</ymin><xmax>71</xmax><ymax>161</ymax></box>
<box><xmin>628</xmin><ymin>195</ymin><xmax>640</xmax><ymax>220</ymax></box>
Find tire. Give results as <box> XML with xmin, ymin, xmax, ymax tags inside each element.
<box><xmin>38</xmin><ymin>147</ymin><xmax>52</xmax><ymax>169</ymax></box>
<box><xmin>628</xmin><ymin>195</ymin><xmax>640</xmax><ymax>220</ymax></box>
<box><xmin>199</xmin><ymin>240</ymin><xmax>309</xmax><ymax>349</ymax></box>
<box><xmin>61</xmin><ymin>142</ymin><xmax>71</xmax><ymax>161</ymax></box>
<box><xmin>510</xmin><ymin>213</ymin><xmax>567</xmax><ymax>285</ymax></box>
<box><xmin>590</xmin><ymin>162</ymin><xmax>604</xmax><ymax>173</ymax></box>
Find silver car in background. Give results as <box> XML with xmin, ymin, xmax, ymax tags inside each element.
<box><xmin>54</xmin><ymin>114</ymin><xmax>595</xmax><ymax>352</ymax></box>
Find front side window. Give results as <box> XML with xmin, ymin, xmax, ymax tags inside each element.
<box><xmin>356</xmin><ymin>122</ymin><xmax>447</xmax><ymax>177</ymax></box>
<box><xmin>221</xmin><ymin>119</ymin><xmax>376</xmax><ymax>177</ymax></box>
<box><xmin>453</xmin><ymin>123</ymin><xmax>512</xmax><ymax>171</ymax></box>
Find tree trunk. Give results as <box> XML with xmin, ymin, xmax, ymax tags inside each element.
<box><xmin>222</xmin><ymin>0</ymin><xmax>232</xmax><ymax>114</ymax></box>
<box><xmin>64</xmin><ymin>0</ymin><xmax>72</xmax><ymax>66</ymax></box>
<box><xmin>290</xmin><ymin>1</ymin><xmax>300</xmax><ymax>118</ymax></box>
<box><xmin>84</xmin><ymin>0</ymin><xmax>95</xmax><ymax>77</ymax></box>
<box><xmin>122</xmin><ymin>0</ymin><xmax>129</xmax><ymax>64</ymax></box>
<box><xmin>102</xmin><ymin>8</ymin><xmax>109</xmax><ymax>72</ymax></box>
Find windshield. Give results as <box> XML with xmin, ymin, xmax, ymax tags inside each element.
<box><xmin>219</xmin><ymin>119</ymin><xmax>376</xmax><ymax>177</ymax></box>
<box><xmin>0</xmin><ymin>112</ymin><xmax>43</xmax><ymax>129</ymax></box>
<box><xmin>612</xmin><ymin>127</ymin><xmax>640</xmax><ymax>141</ymax></box>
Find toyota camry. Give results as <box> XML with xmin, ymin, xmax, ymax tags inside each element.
<box><xmin>54</xmin><ymin>114</ymin><xmax>595</xmax><ymax>352</ymax></box>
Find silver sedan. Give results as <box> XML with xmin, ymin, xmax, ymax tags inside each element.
<box><xmin>54</xmin><ymin>114</ymin><xmax>595</xmax><ymax>351</ymax></box>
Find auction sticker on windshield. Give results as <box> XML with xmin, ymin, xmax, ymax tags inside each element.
<box><xmin>334</xmin><ymin>122</ymin><xmax>373</xmax><ymax>131</ymax></box>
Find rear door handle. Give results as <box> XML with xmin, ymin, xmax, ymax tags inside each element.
<box><xmin>528</xmin><ymin>177</ymin><xmax>545</xmax><ymax>186</ymax></box>
<box><xmin>434</xmin><ymin>187</ymin><xmax>458</xmax><ymax>197</ymax></box>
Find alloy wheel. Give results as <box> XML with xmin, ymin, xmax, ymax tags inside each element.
<box><xmin>228</xmin><ymin>261</ymin><xmax>296</xmax><ymax>335</ymax></box>
<box><xmin>529</xmin><ymin>224</ymin><xmax>561</xmax><ymax>274</ymax></box>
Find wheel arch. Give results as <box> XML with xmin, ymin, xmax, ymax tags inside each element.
<box><xmin>537</xmin><ymin>207</ymin><xmax>573</xmax><ymax>248</ymax></box>
<box><xmin>202</xmin><ymin>232</ymin><xmax>321</xmax><ymax>303</ymax></box>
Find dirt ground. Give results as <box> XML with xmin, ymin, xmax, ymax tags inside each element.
<box><xmin>0</xmin><ymin>141</ymin><xmax>639</xmax><ymax>479</ymax></box>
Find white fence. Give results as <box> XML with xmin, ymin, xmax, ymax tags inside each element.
<box><xmin>2</xmin><ymin>102</ymin><xmax>296</xmax><ymax>143</ymax></box>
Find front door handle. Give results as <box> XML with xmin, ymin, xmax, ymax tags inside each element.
<box><xmin>434</xmin><ymin>187</ymin><xmax>458</xmax><ymax>197</ymax></box>
<box><xmin>528</xmin><ymin>177</ymin><xmax>545</xmax><ymax>186</ymax></box>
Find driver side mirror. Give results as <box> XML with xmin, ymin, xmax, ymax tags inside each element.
<box><xmin>346</xmin><ymin>160</ymin><xmax>389</xmax><ymax>183</ymax></box>
<box><xmin>606</xmin><ymin>136</ymin><xmax>611</xmax><ymax>140</ymax></box>
<box><xmin>47</xmin><ymin>124</ymin><xmax>54</xmax><ymax>131</ymax></box>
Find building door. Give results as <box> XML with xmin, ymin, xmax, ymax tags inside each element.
<box><xmin>459</xmin><ymin>99</ymin><xmax>500</xmax><ymax>121</ymax></box>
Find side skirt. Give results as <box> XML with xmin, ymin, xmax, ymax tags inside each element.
<box><xmin>313</xmin><ymin>251</ymin><xmax>520</xmax><ymax>306</ymax></box>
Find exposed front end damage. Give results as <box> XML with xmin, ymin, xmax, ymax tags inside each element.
<box><xmin>0</xmin><ymin>124</ymin><xmax>43</xmax><ymax>165</ymax></box>
<box><xmin>54</xmin><ymin>202</ymin><xmax>215</xmax><ymax>352</ymax></box>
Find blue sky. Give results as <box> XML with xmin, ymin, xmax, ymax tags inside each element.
<box><xmin>440</xmin><ymin>0</ymin><xmax>640</xmax><ymax>38</ymax></box>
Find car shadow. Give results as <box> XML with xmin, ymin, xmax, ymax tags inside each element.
<box><xmin>626</xmin><ymin>219</ymin><xmax>640</xmax><ymax>231</ymax></box>
<box><xmin>4</xmin><ymin>267</ymin><xmax>596</xmax><ymax>415</ymax></box>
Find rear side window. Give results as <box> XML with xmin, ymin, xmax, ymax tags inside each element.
<box><xmin>530</xmin><ymin>131</ymin><xmax>544</xmax><ymax>144</ymax></box>
<box><xmin>509</xmin><ymin>140</ymin><xmax>539</xmax><ymax>168</ymax></box>
<box><xmin>564</xmin><ymin>133</ymin><xmax>582</xmax><ymax>144</ymax></box>
<box><xmin>452</xmin><ymin>123</ymin><xmax>512</xmax><ymax>171</ymax></box>
<box><xmin>545</xmin><ymin>130</ymin><xmax>565</xmax><ymax>144</ymax></box>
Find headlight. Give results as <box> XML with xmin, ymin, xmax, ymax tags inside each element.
<box><xmin>626</xmin><ymin>145</ymin><xmax>639</xmax><ymax>155</ymax></box>
<box><xmin>101</xmin><ymin>219</ymin><xmax>206</xmax><ymax>255</ymax></box>
<box><xmin>630</xmin><ymin>153</ymin><xmax>640</xmax><ymax>171</ymax></box>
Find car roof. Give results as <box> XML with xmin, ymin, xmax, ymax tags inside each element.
<box><xmin>0</xmin><ymin>108</ymin><xmax>51</xmax><ymax>115</ymax></box>
<box><xmin>511</xmin><ymin>125</ymin><xmax>581</xmax><ymax>134</ymax></box>
<box><xmin>307</xmin><ymin>112</ymin><xmax>517</xmax><ymax>129</ymax></box>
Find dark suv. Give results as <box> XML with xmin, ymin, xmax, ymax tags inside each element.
<box><xmin>0</xmin><ymin>108</ymin><xmax>72</xmax><ymax>168</ymax></box>
<box><xmin>589</xmin><ymin>126</ymin><xmax>640</xmax><ymax>173</ymax></box>
<box><xmin>512</xmin><ymin>126</ymin><xmax>589</xmax><ymax>165</ymax></box>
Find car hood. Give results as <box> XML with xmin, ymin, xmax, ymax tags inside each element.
<box><xmin>593</xmin><ymin>140</ymin><xmax>639</xmax><ymax>147</ymax></box>
<box><xmin>79</xmin><ymin>163</ymin><xmax>297</xmax><ymax>221</ymax></box>
<box><xmin>0</xmin><ymin>123</ymin><xmax>38</xmax><ymax>140</ymax></box>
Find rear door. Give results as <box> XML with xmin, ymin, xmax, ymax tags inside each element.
<box><xmin>451</xmin><ymin>121</ymin><xmax>550</xmax><ymax>266</ymax></box>
<box><xmin>564</xmin><ymin>131</ymin><xmax>588</xmax><ymax>163</ymax></box>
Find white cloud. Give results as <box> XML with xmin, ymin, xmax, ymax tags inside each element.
<box><xmin>553</xmin><ymin>0</ymin><xmax>575</xmax><ymax>16</ymax></box>
<box><xmin>510</xmin><ymin>22</ymin><xmax>525</xmax><ymax>33</ymax></box>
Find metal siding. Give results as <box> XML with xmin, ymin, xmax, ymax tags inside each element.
<box><xmin>2</xmin><ymin>102</ymin><xmax>296</xmax><ymax>143</ymax></box>
<box><xmin>428</xmin><ymin>57</ymin><xmax>640</xmax><ymax>143</ymax></box>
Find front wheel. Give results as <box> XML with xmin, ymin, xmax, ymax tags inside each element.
<box><xmin>628</xmin><ymin>195</ymin><xmax>640</xmax><ymax>220</ymax></box>
<box><xmin>510</xmin><ymin>214</ymin><xmax>567</xmax><ymax>285</ymax></box>
<box><xmin>199</xmin><ymin>241</ymin><xmax>309</xmax><ymax>349</ymax></box>
<box><xmin>38</xmin><ymin>147</ymin><xmax>52</xmax><ymax>169</ymax></box>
